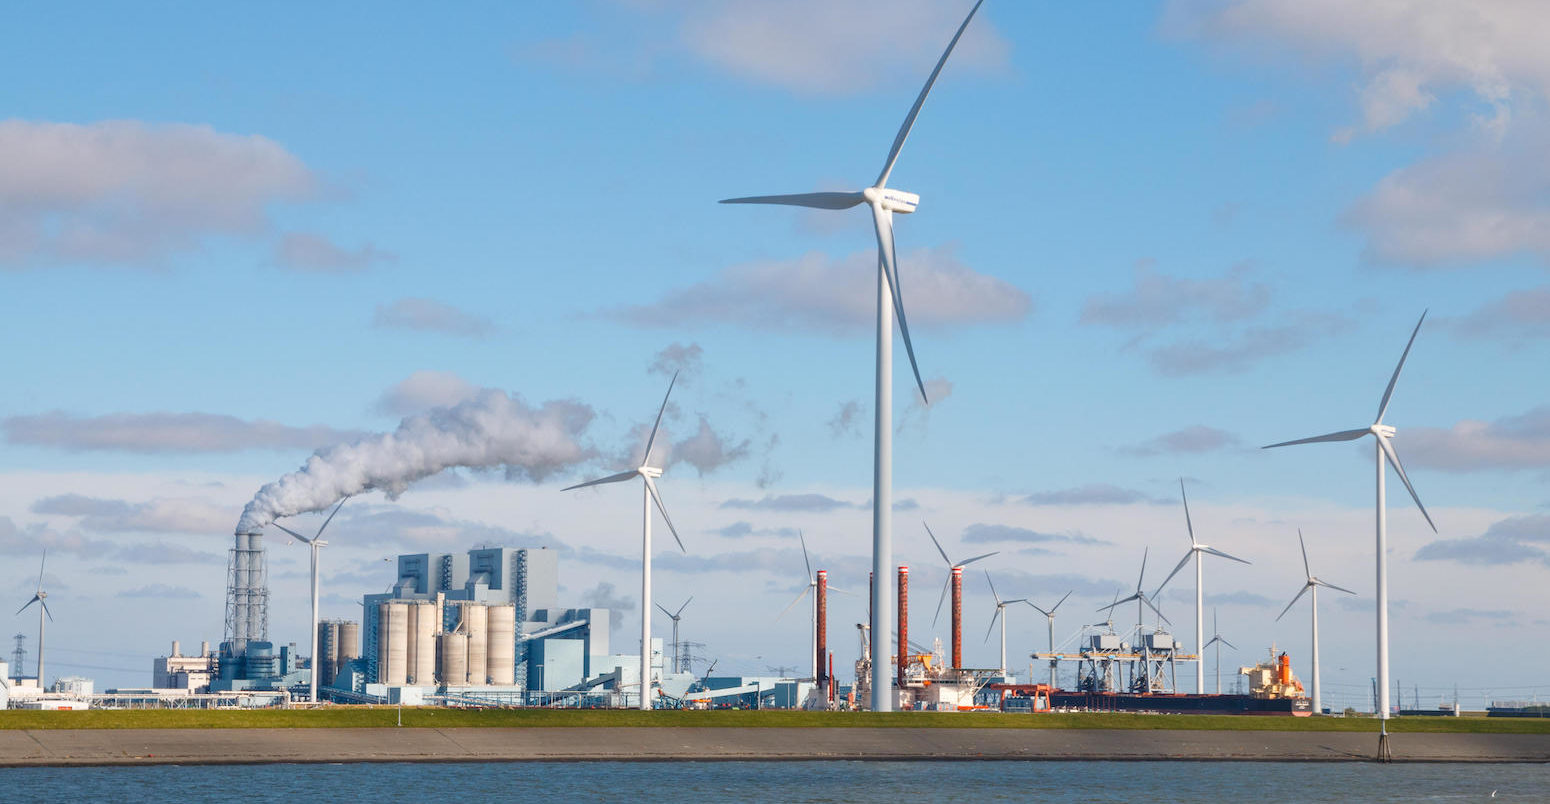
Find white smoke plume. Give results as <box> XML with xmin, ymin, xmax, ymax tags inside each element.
<box><xmin>235</xmin><ymin>390</ymin><xmax>594</xmax><ymax>534</ymax></box>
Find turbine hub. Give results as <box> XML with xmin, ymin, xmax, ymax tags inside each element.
<box><xmin>1371</xmin><ymin>424</ymin><xmax>1397</xmax><ymax>439</ymax></box>
<box><xmin>639</xmin><ymin>466</ymin><xmax>663</xmax><ymax>479</ymax></box>
<box><xmin>862</xmin><ymin>186</ymin><xmax>920</xmax><ymax>214</ymax></box>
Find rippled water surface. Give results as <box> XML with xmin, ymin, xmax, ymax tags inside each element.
<box><xmin>2</xmin><ymin>760</ymin><xmax>1540</xmax><ymax>802</ymax></box>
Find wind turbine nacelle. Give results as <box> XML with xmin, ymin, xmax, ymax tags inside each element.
<box><xmin>863</xmin><ymin>187</ymin><xmax>920</xmax><ymax>214</ymax></box>
<box><xmin>1372</xmin><ymin>424</ymin><xmax>1396</xmax><ymax>439</ymax></box>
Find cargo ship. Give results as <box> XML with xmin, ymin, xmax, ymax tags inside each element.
<box><xmin>1042</xmin><ymin>651</ymin><xmax>1313</xmax><ymax>716</ymax></box>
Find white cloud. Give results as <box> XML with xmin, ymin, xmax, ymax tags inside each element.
<box><xmin>1448</xmin><ymin>286</ymin><xmax>1550</xmax><ymax>341</ymax></box>
<box><xmin>0</xmin><ymin>119</ymin><xmax>315</xmax><ymax>266</ymax></box>
<box><xmin>1120</xmin><ymin>425</ymin><xmax>1242</xmax><ymax>457</ymax></box>
<box><xmin>373</xmin><ymin>298</ymin><xmax>496</xmax><ymax>339</ymax></box>
<box><xmin>1081</xmin><ymin>262</ymin><xmax>1269</xmax><ymax>328</ymax></box>
<box><xmin>30</xmin><ymin>494</ymin><xmax>229</xmax><ymax>534</ymax></box>
<box><xmin>678</xmin><ymin>0</ymin><xmax>1010</xmax><ymax>95</ymax></box>
<box><xmin>376</xmin><ymin>371</ymin><xmax>482</xmax><ymax>417</ymax></box>
<box><xmin>612</xmin><ymin>246</ymin><xmax>1030</xmax><ymax>334</ymax></box>
<box><xmin>1403</xmin><ymin>406</ymin><xmax>1550</xmax><ymax>472</ymax></box>
<box><xmin>3</xmin><ymin>411</ymin><xmax>366</xmax><ymax>454</ymax></box>
<box><xmin>274</xmin><ymin>232</ymin><xmax>394</xmax><ymax>273</ymax></box>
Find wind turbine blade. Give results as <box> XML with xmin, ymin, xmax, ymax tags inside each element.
<box><xmin>1153</xmin><ymin>551</ymin><xmax>1193</xmax><ymax>597</ymax></box>
<box><xmin>776</xmin><ymin>588</ymin><xmax>812</xmax><ymax>621</ymax></box>
<box><xmin>1141</xmin><ymin>595</ymin><xmax>1171</xmax><ymax>625</ymax></box>
<box><xmin>933</xmin><ymin>577</ymin><xmax>951</xmax><ymax>627</ymax></box>
<box><xmin>561</xmin><ymin>469</ymin><xmax>639</xmax><ymax>492</ymax></box>
<box><xmin>1318</xmin><ymin>580</ymin><xmax>1358</xmax><ymax>596</ymax></box>
<box><xmin>316</xmin><ymin>496</ymin><xmax>349</xmax><ymax>539</ymax></box>
<box><xmin>983</xmin><ymin>607</ymin><xmax>1000</xmax><ymax>644</ymax></box>
<box><xmin>872</xmin><ymin>205</ymin><xmax>928</xmax><ymax>403</ymax></box>
<box><xmin>655</xmin><ymin>602</ymin><xmax>674</xmax><ymax>618</ymax></box>
<box><xmin>983</xmin><ymin>570</ymin><xmax>1001</xmax><ymax>605</ymax></box>
<box><xmin>1378</xmin><ymin>436</ymin><xmax>1437</xmax><ymax>533</ymax></box>
<box><xmin>1299</xmin><ymin>529</ymin><xmax>1312</xmax><ymax>579</ymax></box>
<box><xmin>37</xmin><ymin>550</ymin><xmax>47</xmax><ymax>593</ymax></box>
<box><xmin>1275</xmin><ymin>585</ymin><xmax>1311</xmax><ymax>623</ymax></box>
<box><xmin>873</xmin><ymin>0</ymin><xmax>987</xmax><ymax>189</ymax></box>
<box><xmin>1179</xmin><ymin>478</ymin><xmax>1196</xmax><ymax>545</ymax></box>
<box><xmin>272</xmin><ymin>522</ymin><xmax>310</xmax><ymax>544</ymax></box>
<box><xmin>718</xmin><ymin>191</ymin><xmax>865</xmax><ymax>210</ymax></box>
<box><xmin>40</xmin><ymin>599</ymin><xmax>52</xmax><ymax>622</ymax></box>
<box><xmin>826</xmin><ymin>586</ymin><xmax>858</xmax><ymax>597</ymax></box>
<box><xmin>1106</xmin><ymin>592</ymin><xmax>1142</xmax><ymax>611</ymax></box>
<box><xmin>1027</xmin><ymin>601</ymin><xmax>1050</xmax><ymax>616</ymax></box>
<box><xmin>1050</xmin><ymin>590</ymin><xmax>1072</xmax><ymax>614</ymax></box>
<box><xmin>1137</xmin><ymin>547</ymin><xmax>1150</xmax><ymax>591</ymax></box>
<box><xmin>956</xmin><ymin>551</ymin><xmax>998</xmax><ymax>568</ymax></box>
<box><xmin>924</xmin><ymin>521</ymin><xmax>952</xmax><ymax>566</ymax></box>
<box><xmin>1201</xmin><ymin>546</ymin><xmax>1250</xmax><ymax>565</ymax></box>
<box><xmin>1377</xmin><ymin>310</ymin><xmax>1427</xmax><ymax>425</ymax></box>
<box><xmin>1220</xmin><ymin>638</ymin><xmax>1237</xmax><ymax>650</ymax></box>
<box><xmin>1262</xmin><ymin>428</ymin><xmax>1371</xmax><ymax>449</ymax></box>
<box><xmin>16</xmin><ymin>596</ymin><xmax>39</xmax><ymax>616</ymax></box>
<box><xmin>644</xmin><ymin>476</ymin><xmax>686</xmax><ymax>552</ymax></box>
<box><xmin>677</xmin><ymin>596</ymin><xmax>694</xmax><ymax>617</ymax></box>
<box><xmin>1004</xmin><ymin>598</ymin><xmax>1027</xmax><ymax>605</ymax></box>
<box><xmin>1204</xmin><ymin>636</ymin><xmax>1222</xmax><ymax>649</ymax></box>
<box><xmin>799</xmin><ymin>530</ymin><xmax>812</xmax><ymax>580</ymax></box>
<box><xmin>642</xmin><ymin>370</ymin><xmax>678</xmax><ymax>466</ymax></box>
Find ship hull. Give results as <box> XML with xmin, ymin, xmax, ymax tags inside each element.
<box><xmin>1048</xmin><ymin>691</ymin><xmax>1312</xmax><ymax>716</ymax></box>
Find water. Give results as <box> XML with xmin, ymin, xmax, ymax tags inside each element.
<box><xmin>1</xmin><ymin>760</ymin><xmax>1538</xmax><ymax>802</ymax></box>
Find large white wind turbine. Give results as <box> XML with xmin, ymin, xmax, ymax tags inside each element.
<box><xmin>1275</xmin><ymin>530</ymin><xmax>1355</xmax><ymax>715</ymax></box>
<box><xmin>1202</xmin><ymin>609</ymin><xmax>1235</xmax><ymax>694</ymax></box>
<box><xmin>924</xmin><ymin>523</ymin><xmax>997</xmax><ymax>626</ymax></box>
<box><xmin>655</xmin><ymin>596</ymin><xmax>692</xmax><ymax>675</ymax></box>
<box><xmin>1027</xmin><ymin>590</ymin><xmax>1072</xmax><ymax>689</ymax></box>
<box><xmin>982</xmin><ymin>571</ymin><xmax>1026</xmax><ymax>677</ymax></box>
<box><xmin>1152</xmin><ymin>479</ymin><xmax>1250</xmax><ymax>694</ymax></box>
<box><xmin>272</xmin><ymin>496</ymin><xmax>348</xmax><ymax>705</ymax></box>
<box><xmin>720</xmin><ymin>0</ymin><xmax>987</xmax><ymax>711</ymax></box>
<box><xmin>16</xmin><ymin>551</ymin><xmax>51</xmax><ymax>687</ymax></box>
<box><xmin>1262</xmin><ymin>311</ymin><xmax>1436</xmax><ymax>755</ymax></box>
<box><xmin>564</xmin><ymin>371</ymin><xmax>686</xmax><ymax>710</ymax></box>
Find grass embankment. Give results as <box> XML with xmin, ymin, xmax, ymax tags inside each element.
<box><xmin>2</xmin><ymin>708</ymin><xmax>1548</xmax><ymax>733</ymax></box>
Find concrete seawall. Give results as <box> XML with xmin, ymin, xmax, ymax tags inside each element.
<box><xmin>2</xmin><ymin>728</ymin><xmax>1547</xmax><ymax>766</ymax></box>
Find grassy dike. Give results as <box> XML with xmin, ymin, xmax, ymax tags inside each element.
<box><xmin>3</xmin><ymin>708</ymin><xmax>1548</xmax><ymax>733</ymax></box>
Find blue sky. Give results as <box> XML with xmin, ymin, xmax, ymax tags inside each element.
<box><xmin>3</xmin><ymin>1</ymin><xmax>1548</xmax><ymax>707</ymax></box>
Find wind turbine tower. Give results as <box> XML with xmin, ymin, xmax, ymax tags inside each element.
<box><xmin>720</xmin><ymin>0</ymin><xmax>987</xmax><ymax>711</ymax></box>
<box><xmin>564</xmin><ymin>372</ymin><xmax>687</xmax><ymax>710</ymax></box>
<box><xmin>271</xmin><ymin>496</ymin><xmax>348</xmax><ymax>704</ymax></box>
<box><xmin>1275</xmin><ymin>530</ymin><xmax>1355</xmax><ymax>715</ymax></box>
<box><xmin>983</xmin><ymin>571</ymin><xmax>1026</xmax><ymax>678</ymax></box>
<box><xmin>1262</xmin><ymin>311</ymin><xmax>1436</xmax><ymax>758</ymax></box>
<box><xmin>1153</xmin><ymin>479</ymin><xmax>1250</xmax><ymax>694</ymax></box>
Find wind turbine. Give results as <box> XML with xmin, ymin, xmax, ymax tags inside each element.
<box><xmin>720</xmin><ymin>0</ymin><xmax>987</xmax><ymax>711</ymax></box>
<box><xmin>776</xmin><ymin>531</ymin><xmax>824</xmax><ymax>681</ymax></box>
<box><xmin>563</xmin><ymin>371</ymin><xmax>686</xmax><ymax>710</ymax></box>
<box><xmin>982</xmin><ymin>570</ymin><xmax>1026</xmax><ymax>677</ymax></box>
<box><xmin>924</xmin><ymin>523</ymin><xmax>997</xmax><ymax>625</ymax></box>
<box><xmin>16</xmin><ymin>551</ymin><xmax>51</xmax><ymax>687</ymax></box>
<box><xmin>656</xmin><ymin>596</ymin><xmax>692</xmax><ymax>675</ymax></box>
<box><xmin>1153</xmin><ymin>479</ymin><xmax>1250</xmax><ymax>693</ymax></box>
<box><xmin>1028</xmin><ymin>590</ymin><xmax>1072</xmax><ymax>689</ymax></box>
<box><xmin>1101</xmin><ymin>548</ymin><xmax>1170</xmax><ymax>635</ymax></box>
<box><xmin>1275</xmin><ymin>530</ymin><xmax>1355</xmax><ymax>715</ymax></box>
<box><xmin>1262</xmin><ymin>311</ymin><xmax>1436</xmax><ymax>756</ymax></box>
<box><xmin>272</xmin><ymin>496</ymin><xmax>348</xmax><ymax>705</ymax></box>
<box><xmin>1202</xmin><ymin>609</ymin><xmax>1236</xmax><ymax>694</ymax></box>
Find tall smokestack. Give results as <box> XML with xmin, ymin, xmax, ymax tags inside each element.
<box><xmin>897</xmin><ymin>566</ymin><xmax>908</xmax><ymax>688</ymax></box>
<box><xmin>815</xmin><ymin>570</ymin><xmax>828</xmax><ymax>687</ymax></box>
<box><xmin>223</xmin><ymin>530</ymin><xmax>269</xmax><ymax>658</ymax></box>
<box><xmin>951</xmin><ymin>566</ymin><xmax>963</xmax><ymax>669</ymax></box>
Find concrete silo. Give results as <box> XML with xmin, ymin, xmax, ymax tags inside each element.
<box><xmin>439</xmin><ymin>631</ymin><xmax>469</xmax><ymax>686</ymax></box>
<box><xmin>464</xmin><ymin>603</ymin><xmax>488</xmax><ymax>685</ymax></box>
<box><xmin>486</xmin><ymin>604</ymin><xmax>516</xmax><ymax>686</ymax></box>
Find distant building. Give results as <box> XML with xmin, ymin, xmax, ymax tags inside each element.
<box><xmin>152</xmin><ymin>640</ymin><xmax>215</xmax><ymax>693</ymax></box>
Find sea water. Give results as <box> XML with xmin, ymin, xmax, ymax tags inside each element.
<box><xmin>2</xmin><ymin>760</ymin><xmax>1539</xmax><ymax>802</ymax></box>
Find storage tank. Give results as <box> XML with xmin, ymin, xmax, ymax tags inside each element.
<box><xmin>339</xmin><ymin>621</ymin><xmax>361</xmax><ymax>680</ymax></box>
<box><xmin>378</xmin><ymin>602</ymin><xmax>409</xmax><ymax>685</ymax></box>
<box><xmin>439</xmin><ymin>632</ymin><xmax>469</xmax><ymax>686</ymax></box>
<box><xmin>464</xmin><ymin>603</ymin><xmax>489</xmax><ymax>685</ymax></box>
<box><xmin>410</xmin><ymin>601</ymin><xmax>436</xmax><ymax>684</ymax></box>
<box><xmin>486</xmin><ymin>604</ymin><xmax>516</xmax><ymax>686</ymax></box>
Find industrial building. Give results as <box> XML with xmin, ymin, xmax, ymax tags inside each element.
<box><xmin>352</xmin><ymin>545</ymin><xmax>693</xmax><ymax>704</ymax></box>
<box><xmin>152</xmin><ymin>640</ymin><xmax>216</xmax><ymax>693</ymax></box>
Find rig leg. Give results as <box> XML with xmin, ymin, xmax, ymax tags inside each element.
<box><xmin>1376</xmin><ymin>723</ymin><xmax>1392</xmax><ymax>763</ymax></box>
